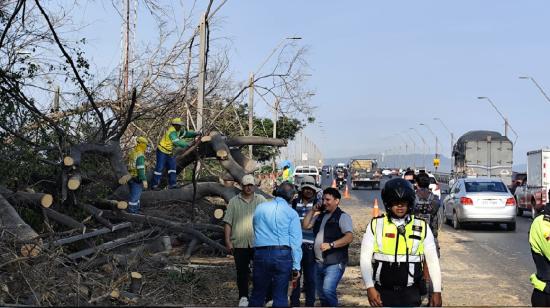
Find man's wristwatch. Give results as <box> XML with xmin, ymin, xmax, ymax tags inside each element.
<box><xmin>329</xmin><ymin>242</ymin><xmax>335</xmax><ymax>249</ymax></box>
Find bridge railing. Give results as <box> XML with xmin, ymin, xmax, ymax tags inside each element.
<box><xmin>433</xmin><ymin>172</ymin><xmax>453</xmax><ymax>184</ymax></box>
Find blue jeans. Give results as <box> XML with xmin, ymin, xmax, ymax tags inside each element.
<box><xmin>151</xmin><ymin>149</ymin><xmax>177</xmax><ymax>187</ymax></box>
<box><xmin>316</xmin><ymin>262</ymin><xmax>346</xmax><ymax>307</ymax></box>
<box><xmin>128</xmin><ymin>179</ymin><xmax>143</xmax><ymax>213</ymax></box>
<box><xmin>290</xmin><ymin>243</ymin><xmax>317</xmax><ymax>307</ymax></box>
<box><xmin>249</xmin><ymin>248</ymin><xmax>292</xmax><ymax>307</ymax></box>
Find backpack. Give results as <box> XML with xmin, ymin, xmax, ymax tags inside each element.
<box><xmin>414</xmin><ymin>191</ymin><xmax>434</xmax><ymax>222</ymax></box>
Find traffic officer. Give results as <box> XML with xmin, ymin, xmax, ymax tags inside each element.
<box><xmin>151</xmin><ymin>118</ymin><xmax>198</xmax><ymax>190</ymax></box>
<box><xmin>127</xmin><ymin>136</ymin><xmax>149</xmax><ymax>213</ymax></box>
<box><xmin>360</xmin><ymin>178</ymin><xmax>442</xmax><ymax>307</ymax></box>
<box><xmin>528</xmin><ymin>202</ymin><xmax>550</xmax><ymax>306</ymax></box>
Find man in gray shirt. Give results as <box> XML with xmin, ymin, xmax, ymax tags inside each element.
<box><xmin>303</xmin><ymin>187</ymin><xmax>353</xmax><ymax>307</ymax></box>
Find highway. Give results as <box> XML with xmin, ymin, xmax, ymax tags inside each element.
<box><xmin>321</xmin><ymin>173</ymin><xmax>535</xmax><ymax>305</ymax></box>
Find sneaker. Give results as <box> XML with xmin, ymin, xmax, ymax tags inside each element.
<box><xmin>238</xmin><ymin>297</ymin><xmax>249</xmax><ymax>307</ymax></box>
<box><xmin>265</xmin><ymin>300</ymin><xmax>273</xmax><ymax>307</ymax></box>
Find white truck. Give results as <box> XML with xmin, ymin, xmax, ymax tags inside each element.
<box><xmin>514</xmin><ymin>149</ymin><xmax>550</xmax><ymax>217</ymax></box>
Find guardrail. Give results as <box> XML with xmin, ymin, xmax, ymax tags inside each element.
<box><xmin>433</xmin><ymin>172</ymin><xmax>453</xmax><ymax>184</ymax></box>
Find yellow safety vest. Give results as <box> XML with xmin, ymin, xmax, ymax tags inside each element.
<box><xmin>158</xmin><ymin>126</ymin><xmax>178</xmax><ymax>154</ymax></box>
<box><xmin>371</xmin><ymin>215</ymin><xmax>427</xmax><ymax>263</ymax></box>
<box><xmin>128</xmin><ymin>149</ymin><xmax>145</xmax><ymax>178</ymax></box>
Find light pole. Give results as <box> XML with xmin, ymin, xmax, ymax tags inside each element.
<box><xmin>419</xmin><ymin>123</ymin><xmax>438</xmax><ymax>156</ymax></box>
<box><xmin>410</xmin><ymin>128</ymin><xmax>427</xmax><ymax>169</ymax></box>
<box><xmin>403</xmin><ymin>131</ymin><xmax>417</xmax><ymax>170</ymax></box>
<box><xmin>248</xmin><ymin>37</ymin><xmax>302</xmax><ymax>158</ymax></box>
<box><xmin>477</xmin><ymin>96</ymin><xmax>519</xmax><ymax>142</ymax></box>
<box><xmin>433</xmin><ymin>117</ymin><xmax>454</xmax><ymax>156</ymax></box>
<box><xmin>397</xmin><ymin>134</ymin><xmax>410</xmax><ymax>168</ymax></box>
<box><xmin>519</xmin><ymin>76</ymin><xmax>550</xmax><ymax>105</ymax></box>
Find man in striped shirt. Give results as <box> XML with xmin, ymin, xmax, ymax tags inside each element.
<box><xmin>290</xmin><ymin>175</ymin><xmax>321</xmax><ymax>307</ymax></box>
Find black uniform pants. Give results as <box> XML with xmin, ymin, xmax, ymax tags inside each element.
<box><xmin>233</xmin><ymin>247</ymin><xmax>254</xmax><ymax>299</ymax></box>
<box><xmin>375</xmin><ymin>284</ymin><xmax>421</xmax><ymax>307</ymax></box>
<box><xmin>532</xmin><ymin>289</ymin><xmax>550</xmax><ymax>307</ymax></box>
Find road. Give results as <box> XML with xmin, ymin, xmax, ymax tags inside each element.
<box><xmin>320</xmin><ymin>173</ymin><xmax>535</xmax><ymax>306</ymax></box>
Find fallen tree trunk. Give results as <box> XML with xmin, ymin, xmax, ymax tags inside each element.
<box><xmin>67</xmin><ymin>228</ymin><xmax>158</xmax><ymax>260</ymax></box>
<box><xmin>0</xmin><ymin>194</ymin><xmax>39</xmax><ymax>242</ymax></box>
<box><xmin>45</xmin><ymin>222</ymin><xmax>132</xmax><ymax>248</ymax></box>
<box><xmin>210</xmin><ymin>132</ymin><xmax>246</xmax><ymax>183</ymax></box>
<box><xmin>0</xmin><ymin>187</ymin><xmax>53</xmax><ymax>208</ymax></box>
<box><xmin>226</xmin><ymin>136</ymin><xmax>287</xmax><ymax>147</ymax></box>
<box><xmin>43</xmin><ymin>208</ymin><xmax>86</xmax><ymax>231</ymax></box>
<box><xmin>139</xmin><ymin>182</ymin><xmax>239</xmax><ymax>205</ymax></box>
<box><xmin>103</xmin><ymin>211</ymin><xmax>226</xmax><ymax>254</ymax></box>
<box><xmin>231</xmin><ymin>149</ymin><xmax>257</xmax><ymax>173</ymax></box>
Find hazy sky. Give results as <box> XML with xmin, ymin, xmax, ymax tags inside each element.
<box><xmin>66</xmin><ymin>1</ymin><xmax>550</xmax><ymax>164</ymax></box>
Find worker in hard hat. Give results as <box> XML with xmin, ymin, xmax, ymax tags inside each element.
<box><xmin>151</xmin><ymin>118</ymin><xmax>199</xmax><ymax>190</ymax></box>
<box><xmin>127</xmin><ymin>136</ymin><xmax>149</xmax><ymax>213</ymax></box>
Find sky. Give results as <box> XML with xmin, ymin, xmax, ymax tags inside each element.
<box><xmin>60</xmin><ymin>1</ymin><xmax>550</xmax><ymax>165</ymax></box>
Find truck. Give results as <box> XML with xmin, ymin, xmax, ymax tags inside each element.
<box><xmin>514</xmin><ymin>149</ymin><xmax>550</xmax><ymax>218</ymax></box>
<box><xmin>349</xmin><ymin>159</ymin><xmax>381</xmax><ymax>190</ymax></box>
<box><xmin>453</xmin><ymin>130</ymin><xmax>513</xmax><ymax>186</ymax></box>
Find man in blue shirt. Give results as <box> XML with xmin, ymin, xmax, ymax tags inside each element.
<box><xmin>249</xmin><ymin>182</ymin><xmax>302</xmax><ymax>307</ymax></box>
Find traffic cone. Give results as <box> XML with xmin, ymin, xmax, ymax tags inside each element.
<box><xmin>373</xmin><ymin>198</ymin><xmax>380</xmax><ymax>217</ymax></box>
<box><xmin>343</xmin><ymin>185</ymin><xmax>351</xmax><ymax>199</ymax></box>
<box><xmin>331</xmin><ymin>179</ymin><xmax>336</xmax><ymax>188</ymax></box>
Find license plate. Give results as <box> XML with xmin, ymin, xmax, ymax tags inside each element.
<box><xmin>480</xmin><ymin>200</ymin><xmax>499</xmax><ymax>206</ymax></box>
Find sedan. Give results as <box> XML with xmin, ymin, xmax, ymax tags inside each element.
<box><xmin>443</xmin><ymin>178</ymin><xmax>517</xmax><ymax>231</ymax></box>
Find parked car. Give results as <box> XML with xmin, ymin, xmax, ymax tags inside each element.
<box><xmin>294</xmin><ymin>165</ymin><xmax>321</xmax><ymax>187</ymax></box>
<box><xmin>443</xmin><ymin>178</ymin><xmax>516</xmax><ymax>231</ymax></box>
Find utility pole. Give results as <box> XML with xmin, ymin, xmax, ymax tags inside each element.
<box><xmin>248</xmin><ymin>73</ymin><xmax>254</xmax><ymax>158</ymax></box>
<box><xmin>272</xmin><ymin>98</ymin><xmax>279</xmax><ymax>172</ymax></box>
<box><xmin>196</xmin><ymin>13</ymin><xmax>207</xmax><ymax>131</ymax></box>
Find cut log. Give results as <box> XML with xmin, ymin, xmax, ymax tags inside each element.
<box><xmin>0</xmin><ymin>187</ymin><xmax>54</xmax><ymax>208</ymax></box>
<box><xmin>67</xmin><ymin>228</ymin><xmax>157</xmax><ymax>260</ymax></box>
<box><xmin>216</xmin><ymin>149</ymin><xmax>228</xmax><ymax>159</ymax></box>
<box><xmin>63</xmin><ymin>156</ymin><xmax>74</xmax><ymax>167</ymax></box>
<box><xmin>94</xmin><ymin>199</ymin><xmax>128</xmax><ymax>210</ymax></box>
<box><xmin>20</xmin><ymin>243</ymin><xmax>41</xmax><ymax>257</ymax></box>
<box><xmin>43</xmin><ymin>207</ymin><xmax>85</xmax><ymax>230</ymax></box>
<box><xmin>210</xmin><ymin>132</ymin><xmax>246</xmax><ymax>183</ymax></box>
<box><xmin>231</xmin><ymin>149</ymin><xmax>257</xmax><ymax>173</ymax></box>
<box><xmin>129</xmin><ymin>272</ymin><xmax>142</xmax><ymax>294</ymax></box>
<box><xmin>67</xmin><ymin>174</ymin><xmax>82</xmax><ymax>190</ymax></box>
<box><xmin>0</xmin><ymin>194</ymin><xmax>39</xmax><ymax>242</ymax></box>
<box><xmin>213</xmin><ymin>209</ymin><xmax>224</xmax><ymax>220</ymax></box>
<box><xmin>118</xmin><ymin>174</ymin><xmax>132</xmax><ymax>185</ymax></box>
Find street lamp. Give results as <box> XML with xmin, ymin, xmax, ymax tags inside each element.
<box><xmin>419</xmin><ymin>123</ymin><xmax>438</xmax><ymax>157</ymax></box>
<box><xmin>248</xmin><ymin>36</ymin><xmax>302</xmax><ymax>158</ymax></box>
<box><xmin>433</xmin><ymin>117</ymin><xmax>454</xmax><ymax>168</ymax></box>
<box><xmin>477</xmin><ymin>96</ymin><xmax>519</xmax><ymax>142</ymax></box>
<box><xmin>519</xmin><ymin>76</ymin><xmax>550</xmax><ymax>105</ymax></box>
<box><xmin>410</xmin><ymin>127</ymin><xmax>427</xmax><ymax>169</ymax></box>
<box><xmin>402</xmin><ymin>131</ymin><xmax>417</xmax><ymax>169</ymax></box>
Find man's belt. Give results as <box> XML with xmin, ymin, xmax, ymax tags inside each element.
<box><xmin>255</xmin><ymin>245</ymin><xmax>291</xmax><ymax>250</ymax></box>
<box><xmin>375</xmin><ymin>283</ymin><xmax>418</xmax><ymax>292</ymax></box>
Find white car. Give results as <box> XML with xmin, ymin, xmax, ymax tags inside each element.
<box><xmin>294</xmin><ymin>166</ymin><xmax>321</xmax><ymax>187</ymax></box>
<box><xmin>443</xmin><ymin>178</ymin><xmax>516</xmax><ymax>231</ymax></box>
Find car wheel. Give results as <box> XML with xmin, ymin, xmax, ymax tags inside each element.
<box><xmin>452</xmin><ymin>212</ymin><xmax>461</xmax><ymax>230</ymax></box>
<box><xmin>516</xmin><ymin>206</ymin><xmax>523</xmax><ymax>217</ymax></box>
<box><xmin>506</xmin><ymin>222</ymin><xmax>516</xmax><ymax>231</ymax></box>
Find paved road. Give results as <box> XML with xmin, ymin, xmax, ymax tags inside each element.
<box><xmin>321</xmin><ymin>172</ymin><xmax>535</xmax><ymax>305</ymax></box>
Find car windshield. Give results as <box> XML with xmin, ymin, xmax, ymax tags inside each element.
<box><xmin>465</xmin><ymin>181</ymin><xmax>507</xmax><ymax>193</ymax></box>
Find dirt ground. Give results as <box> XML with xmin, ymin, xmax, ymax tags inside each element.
<box><xmin>176</xmin><ymin>195</ymin><xmax>530</xmax><ymax>307</ymax></box>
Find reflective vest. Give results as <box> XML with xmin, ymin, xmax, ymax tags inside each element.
<box><xmin>529</xmin><ymin>213</ymin><xmax>550</xmax><ymax>283</ymax></box>
<box><xmin>158</xmin><ymin>126</ymin><xmax>181</xmax><ymax>154</ymax></box>
<box><xmin>128</xmin><ymin>149</ymin><xmax>146</xmax><ymax>179</ymax></box>
<box><xmin>371</xmin><ymin>215</ymin><xmax>427</xmax><ymax>287</ymax></box>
